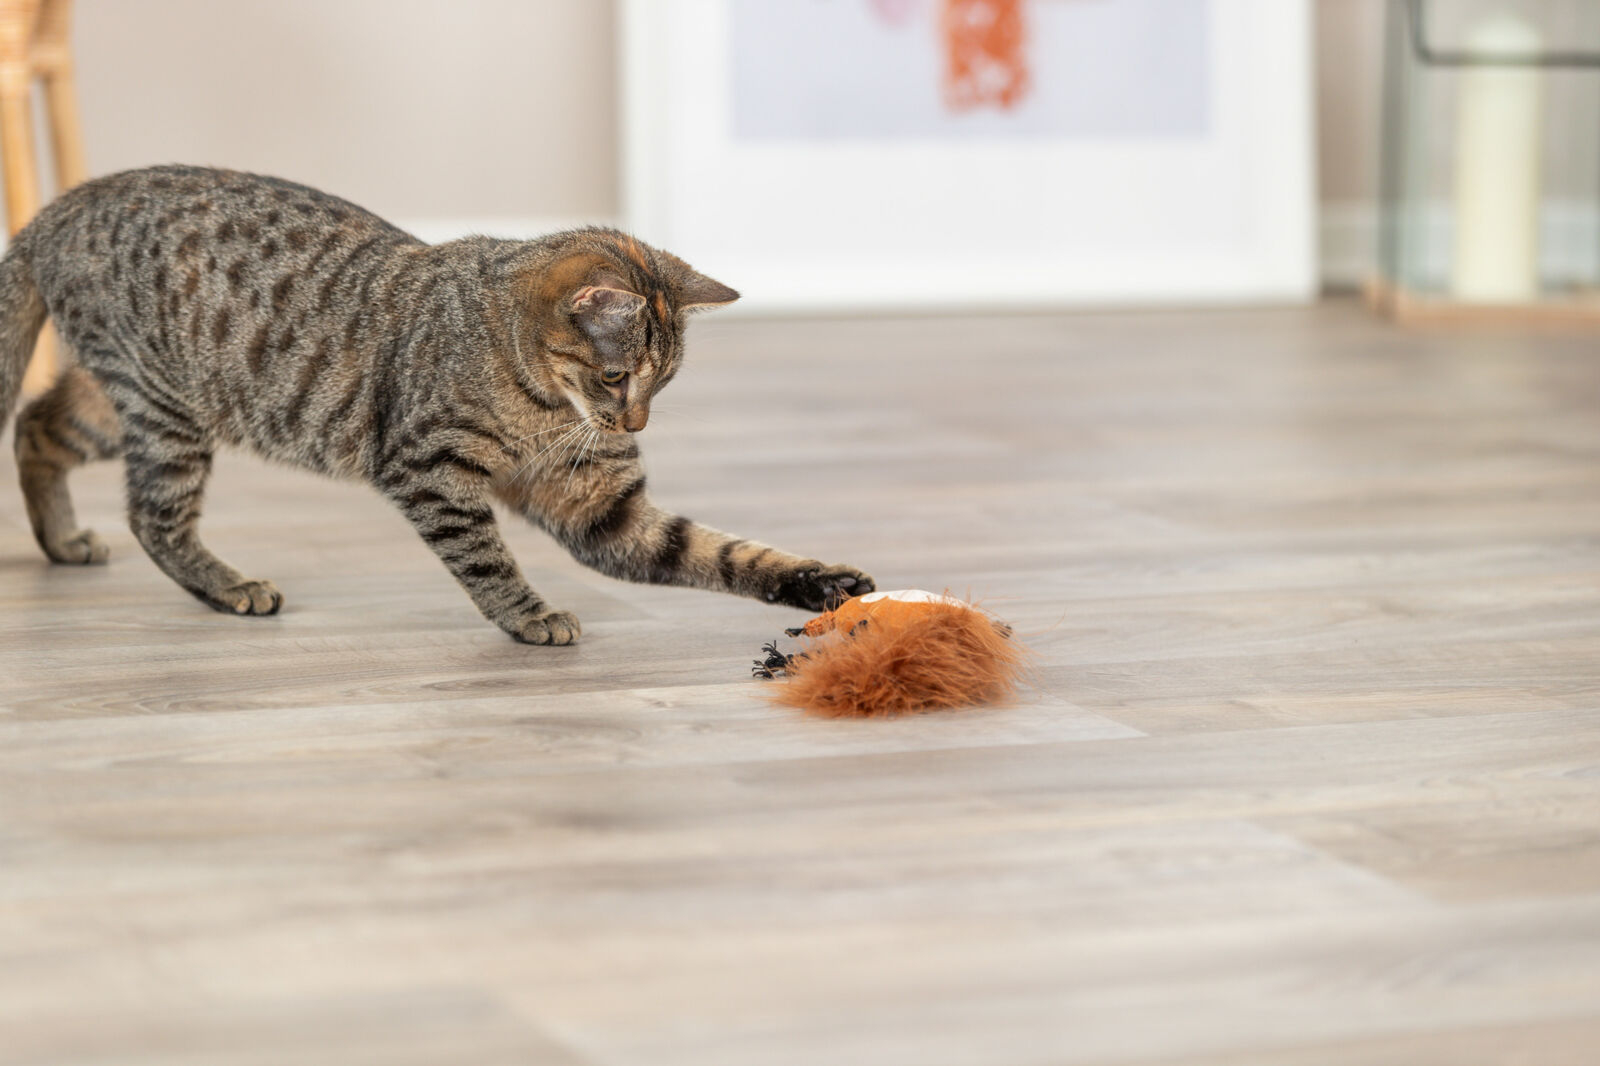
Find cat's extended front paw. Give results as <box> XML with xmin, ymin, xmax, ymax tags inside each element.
<box><xmin>768</xmin><ymin>562</ymin><xmax>875</xmax><ymax>612</ymax></box>
<box><xmin>514</xmin><ymin>609</ymin><xmax>582</xmax><ymax>646</ymax></box>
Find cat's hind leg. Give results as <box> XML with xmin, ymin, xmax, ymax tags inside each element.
<box><xmin>15</xmin><ymin>367</ymin><xmax>124</xmax><ymax>564</ymax></box>
<box><xmin>117</xmin><ymin>394</ymin><xmax>281</xmax><ymax>616</ymax></box>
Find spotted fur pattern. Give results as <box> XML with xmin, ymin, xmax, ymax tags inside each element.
<box><xmin>0</xmin><ymin>166</ymin><xmax>873</xmax><ymax>642</ymax></box>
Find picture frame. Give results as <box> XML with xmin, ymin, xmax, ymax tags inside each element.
<box><xmin>621</xmin><ymin>0</ymin><xmax>1315</xmax><ymax>313</ymax></box>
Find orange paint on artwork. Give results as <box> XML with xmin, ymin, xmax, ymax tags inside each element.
<box><xmin>941</xmin><ymin>0</ymin><xmax>1031</xmax><ymax>111</ymax></box>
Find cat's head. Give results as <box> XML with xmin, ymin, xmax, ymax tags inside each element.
<box><xmin>525</xmin><ymin>230</ymin><xmax>738</xmax><ymax>433</ymax></box>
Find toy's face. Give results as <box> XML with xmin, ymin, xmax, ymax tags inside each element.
<box><xmin>804</xmin><ymin>590</ymin><xmax>979</xmax><ymax>636</ymax></box>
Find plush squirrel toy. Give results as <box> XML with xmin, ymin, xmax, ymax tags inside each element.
<box><xmin>752</xmin><ymin>590</ymin><xmax>1025</xmax><ymax>717</ymax></box>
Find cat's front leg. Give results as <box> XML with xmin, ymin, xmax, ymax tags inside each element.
<box><xmin>527</xmin><ymin>476</ymin><xmax>874</xmax><ymax>610</ymax></box>
<box><xmin>379</xmin><ymin>468</ymin><xmax>580</xmax><ymax>644</ymax></box>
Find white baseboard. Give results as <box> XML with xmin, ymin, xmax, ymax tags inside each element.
<box><xmin>19</xmin><ymin>206</ymin><xmax>1587</xmax><ymax>305</ymax></box>
<box><xmin>1319</xmin><ymin>201</ymin><xmax>1378</xmax><ymax>289</ymax></box>
<box><xmin>1318</xmin><ymin>198</ymin><xmax>1600</xmax><ymax>291</ymax></box>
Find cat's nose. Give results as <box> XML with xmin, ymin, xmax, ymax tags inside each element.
<box><xmin>622</xmin><ymin>407</ymin><xmax>649</xmax><ymax>433</ymax></box>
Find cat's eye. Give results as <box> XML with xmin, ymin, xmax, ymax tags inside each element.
<box><xmin>600</xmin><ymin>369</ymin><xmax>627</xmax><ymax>386</ymax></box>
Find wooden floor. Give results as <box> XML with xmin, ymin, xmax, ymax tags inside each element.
<box><xmin>3</xmin><ymin>301</ymin><xmax>1599</xmax><ymax>1065</ymax></box>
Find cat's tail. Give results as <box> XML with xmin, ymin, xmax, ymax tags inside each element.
<box><xmin>0</xmin><ymin>236</ymin><xmax>49</xmax><ymax>440</ymax></box>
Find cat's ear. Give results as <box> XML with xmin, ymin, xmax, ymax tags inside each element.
<box><xmin>677</xmin><ymin>271</ymin><xmax>740</xmax><ymax>312</ymax></box>
<box><xmin>570</xmin><ymin>284</ymin><xmax>645</xmax><ymax>334</ymax></box>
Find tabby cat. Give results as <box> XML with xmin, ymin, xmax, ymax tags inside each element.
<box><xmin>0</xmin><ymin>166</ymin><xmax>872</xmax><ymax>643</ymax></box>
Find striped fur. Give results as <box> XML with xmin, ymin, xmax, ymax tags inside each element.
<box><xmin>0</xmin><ymin>166</ymin><xmax>873</xmax><ymax>642</ymax></box>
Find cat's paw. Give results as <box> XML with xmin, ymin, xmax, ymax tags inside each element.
<box><xmin>768</xmin><ymin>562</ymin><xmax>875</xmax><ymax>612</ymax></box>
<box><xmin>212</xmin><ymin>579</ymin><xmax>283</xmax><ymax>616</ymax></box>
<box><xmin>514</xmin><ymin>609</ymin><xmax>582</xmax><ymax>646</ymax></box>
<box><xmin>45</xmin><ymin>528</ymin><xmax>110</xmax><ymax>565</ymax></box>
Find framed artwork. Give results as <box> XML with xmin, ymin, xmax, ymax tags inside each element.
<box><xmin>622</xmin><ymin>0</ymin><xmax>1314</xmax><ymax>311</ymax></box>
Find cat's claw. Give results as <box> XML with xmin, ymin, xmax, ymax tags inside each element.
<box><xmin>515</xmin><ymin>609</ymin><xmax>582</xmax><ymax>646</ymax></box>
<box><xmin>772</xmin><ymin>563</ymin><xmax>875</xmax><ymax>612</ymax></box>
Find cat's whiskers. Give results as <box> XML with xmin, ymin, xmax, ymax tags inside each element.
<box><xmin>537</xmin><ymin>423</ymin><xmax>590</xmax><ymax>464</ymax></box>
<box><xmin>507</xmin><ymin>421</ymin><xmax>588</xmax><ymax>484</ymax></box>
<box><xmin>546</xmin><ymin>421</ymin><xmax>591</xmax><ymax>476</ymax></box>
<box><xmin>549</xmin><ymin>425</ymin><xmax>594</xmax><ymax>495</ymax></box>
<box><xmin>564</xmin><ymin>425</ymin><xmax>601</xmax><ymax>494</ymax></box>
<box><xmin>504</xmin><ymin>418</ymin><xmax>581</xmax><ymax>453</ymax></box>
<box><xmin>571</xmin><ymin>424</ymin><xmax>600</xmax><ymax>471</ymax></box>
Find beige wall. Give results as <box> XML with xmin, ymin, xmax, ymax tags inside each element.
<box><xmin>74</xmin><ymin>0</ymin><xmax>618</xmax><ymax>223</ymax></box>
<box><xmin>1315</xmin><ymin>0</ymin><xmax>1384</xmax><ymax>207</ymax></box>
<box><xmin>65</xmin><ymin>0</ymin><xmax>1382</xmax><ymax>274</ymax></box>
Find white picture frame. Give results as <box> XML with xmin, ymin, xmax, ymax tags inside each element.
<box><xmin>622</xmin><ymin>0</ymin><xmax>1315</xmax><ymax>313</ymax></box>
